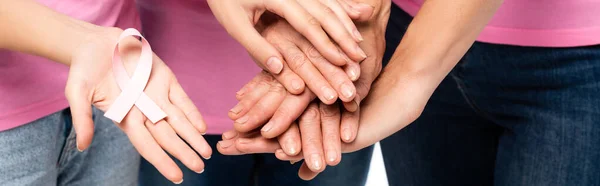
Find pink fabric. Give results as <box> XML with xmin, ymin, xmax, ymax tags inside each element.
<box><xmin>137</xmin><ymin>0</ymin><xmax>261</xmax><ymax>134</ymax></box>
<box><xmin>393</xmin><ymin>0</ymin><xmax>600</xmax><ymax>47</ymax></box>
<box><xmin>0</xmin><ymin>0</ymin><xmax>140</xmax><ymax>131</ymax></box>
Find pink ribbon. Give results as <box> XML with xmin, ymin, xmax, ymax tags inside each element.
<box><xmin>104</xmin><ymin>28</ymin><xmax>167</xmax><ymax>123</ymax></box>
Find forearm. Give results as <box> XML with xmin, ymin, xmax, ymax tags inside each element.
<box><xmin>0</xmin><ymin>0</ymin><xmax>107</xmax><ymax>65</ymax></box>
<box><xmin>343</xmin><ymin>0</ymin><xmax>503</xmax><ymax>152</ymax></box>
<box><xmin>387</xmin><ymin>0</ymin><xmax>503</xmax><ymax>81</ymax></box>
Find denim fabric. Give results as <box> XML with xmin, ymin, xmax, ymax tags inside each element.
<box><xmin>0</xmin><ymin>107</ymin><xmax>139</xmax><ymax>186</ymax></box>
<box><xmin>381</xmin><ymin>4</ymin><xmax>600</xmax><ymax>186</ymax></box>
<box><xmin>139</xmin><ymin>135</ymin><xmax>374</xmax><ymax>186</ymax></box>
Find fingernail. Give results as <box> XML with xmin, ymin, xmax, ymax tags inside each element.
<box><xmin>290</xmin><ymin>160</ymin><xmax>299</xmax><ymax>165</ymax></box>
<box><xmin>266</xmin><ymin>57</ymin><xmax>283</xmax><ymax>74</ymax></box>
<box><xmin>327</xmin><ymin>150</ymin><xmax>337</xmax><ymax>163</ymax></box>
<box><xmin>222</xmin><ymin>131</ymin><xmax>237</xmax><ymax>140</ymax></box>
<box><xmin>174</xmin><ymin>179</ymin><xmax>183</xmax><ymax>184</ymax></box>
<box><xmin>347</xmin><ymin>68</ymin><xmax>358</xmax><ymax>81</ymax></box>
<box><xmin>292</xmin><ymin>79</ymin><xmax>303</xmax><ymax>91</ymax></box>
<box><xmin>236</xmin><ymin>87</ymin><xmax>247</xmax><ymax>97</ymax></box>
<box><xmin>310</xmin><ymin>154</ymin><xmax>322</xmax><ymax>170</ymax></box>
<box><xmin>286</xmin><ymin>139</ymin><xmax>297</xmax><ymax>155</ymax></box>
<box><xmin>201</xmin><ymin>132</ymin><xmax>206</xmax><ymax>135</ymax></box>
<box><xmin>76</xmin><ymin>141</ymin><xmax>83</xmax><ymax>152</ymax></box>
<box><xmin>342</xmin><ymin>127</ymin><xmax>352</xmax><ymax>142</ymax></box>
<box><xmin>235</xmin><ymin>116</ymin><xmax>249</xmax><ymax>124</ymax></box>
<box><xmin>196</xmin><ymin>169</ymin><xmax>204</xmax><ymax>174</ymax></box>
<box><xmin>322</xmin><ymin>86</ymin><xmax>336</xmax><ymax>101</ymax></box>
<box><xmin>204</xmin><ymin>156</ymin><xmax>211</xmax><ymax>160</ymax></box>
<box><xmin>342</xmin><ymin>53</ymin><xmax>353</xmax><ymax>64</ymax></box>
<box><xmin>261</xmin><ymin>121</ymin><xmax>274</xmax><ymax>133</ymax></box>
<box><xmin>218</xmin><ymin>140</ymin><xmax>233</xmax><ymax>148</ymax></box>
<box><xmin>229</xmin><ymin>104</ymin><xmax>243</xmax><ymax>114</ymax></box>
<box><xmin>356</xmin><ymin>46</ymin><xmax>367</xmax><ymax>59</ymax></box>
<box><xmin>237</xmin><ymin>138</ymin><xmax>251</xmax><ymax>144</ymax></box>
<box><xmin>341</xmin><ymin>83</ymin><xmax>355</xmax><ymax>99</ymax></box>
<box><xmin>354</xmin><ymin>30</ymin><xmax>364</xmax><ymax>42</ymax></box>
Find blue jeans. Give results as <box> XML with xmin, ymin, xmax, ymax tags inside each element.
<box><xmin>0</xmin><ymin>107</ymin><xmax>140</xmax><ymax>186</ymax></box>
<box><xmin>139</xmin><ymin>135</ymin><xmax>374</xmax><ymax>186</ymax></box>
<box><xmin>380</xmin><ymin>4</ymin><xmax>600</xmax><ymax>186</ymax></box>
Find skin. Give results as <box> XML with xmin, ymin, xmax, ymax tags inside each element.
<box><xmin>0</xmin><ymin>0</ymin><xmax>213</xmax><ymax>183</ymax></box>
<box><xmin>219</xmin><ymin>2</ymin><xmax>388</xmax><ymax>177</ymax></box>
<box><xmin>220</xmin><ymin>0</ymin><xmax>504</xmax><ymax>180</ymax></box>
<box><xmin>208</xmin><ymin>0</ymin><xmax>374</xmax><ymax>104</ymax></box>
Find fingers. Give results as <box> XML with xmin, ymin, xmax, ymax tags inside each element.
<box><xmin>119</xmin><ymin>109</ymin><xmax>183</xmax><ymax>184</ymax></box>
<box><xmin>263</xmin><ymin>0</ymin><xmax>350</xmax><ymax>66</ymax></box>
<box><xmin>235</xmin><ymin>81</ymin><xmax>287</xmax><ymax>133</ymax></box>
<box><xmin>217</xmin><ymin>137</ymin><xmax>281</xmax><ymax>155</ymax></box>
<box><xmin>275</xmin><ymin>149</ymin><xmax>304</xmax><ymax>161</ymax></box>
<box><xmin>145</xmin><ymin>119</ymin><xmax>205</xmax><ymax>174</ymax></box>
<box><xmin>229</xmin><ymin>75</ymin><xmax>273</xmax><ymax>120</ymax></box>
<box><xmin>277</xmin><ymin>123</ymin><xmax>302</xmax><ymax>156</ymax></box>
<box><xmin>339</xmin><ymin>0</ymin><xmax>374</xmax><ymax>22</ymax></box>
<box><xmin>64</xmin><ymin>80</ymin><xmax>94</xmax><ymax>151</ymax></box>
<box><xmin>163</xmin><ymin>104</ymin><xmax>212</xmax><ymax>159</ymax></box>
<box><xmin>169</xmin><ymin>82</ymin><xmax>207</xmax><ymax>134</ymax></box>
<box><xmin>295</xmin><ymin>0</ymin><xmax>367</xmax><ymax>61</ymax></box>
<box><xmin>208</xmin><ymin>1</ymin><xmax>286</xmax><ymax>75</ymax></box>
<box><xmin>272</xmin><ymin>37</ymin><xmax>338</xmax><ymax>104</ymax></box>
<box><xmin>319</xmin><ymin>102</ymin><xmax>342</xmax><ymax>166</ymax></box>
<box><xmin>260</xmin><ymin>89</ymin><xmax>315</xmax><ymax>138</ymax></box>
<box><xmin>320</xmin><ymin>0</ymin><xmax>363</xmax><ymax>42</ymax></box>
<box><xmin>298</xmin><ymin>162</ymin><xmax>320</xmax><ymax>180</ymax></box>
<box><xmin>340</xmin><ymin>106</ymin><xmax>360</xmax><ymax>143</ymax></box>
<box><xmin>299</xmin><ymin>103</ymin><xmax>325</xmax><ymax>173</ymax></box>
<box><xmin>297</xmin><ymin>39</ymin><xmax>357</xmax><ymax>102</ymax></box>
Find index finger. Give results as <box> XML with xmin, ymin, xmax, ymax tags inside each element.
<box><xmin>263</xmin><ymin>0</ymin><xmax>350</xmax><ymax>66</ymax></box>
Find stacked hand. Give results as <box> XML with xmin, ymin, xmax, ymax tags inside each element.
<box><xmin>213</xmin><ymin>0</ymin><xmax>391</xmax><ymax>180</ymax></box>
<box><xmin>65</xmin><ymin>27</ymin><xmax>211</xmax><ymax>184</ymax></box>
<box><xmin>208</xmin><ymin>0</ymin><xmax>374</xmax><ymax>104</ymax></box>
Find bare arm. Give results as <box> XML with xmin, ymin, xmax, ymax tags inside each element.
<box><xmin>0</xmin><ymin>0</ymin><xmax>111</xmax><ymax>65</ymax></box>
<box><xmin>346</xmin><ymin>0</ymin><xmax>504</xmax><ymax>151</ymax></box>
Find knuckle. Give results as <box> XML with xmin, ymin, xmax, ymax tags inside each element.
<box><xmin>268</xmin><ymin>82</ymin><xmax>286</xmax><ymax>94</ymax></box>
<box><xmin>252</xmin><ymin>103</ymin><xmax>270</xmax><ymax>117</ymax></box>
<box><xmin>306</xmin><ymin>136</ymin><xmax>322</xmax><ymax>146</ymax></box>
<box><xmin>319</xmin><ymin>104</ymin><xmax>339</xmax><ymax>118</ymax></box>
<box><xmin>307</xmin><ymin>16</ymin><xmax>320</xmax><ymax>26</ymax></box>
<box><xmin>300</xmin><ymin>107</ymin><xmax>320</xmax><ymax>123</ymax></box>
<box><xmin>289</xmin><ymin>53</ymin><xmax>309</xmax><ymax>72</ymax></box>
<box><xmin>305</xmin><ymin>45</ymin><xmax>324</xmax><ymax>60</ymax></box>
<box><xmin>322</xmin><ymin>6</ymin><xmax>334</xmax><ymax>16</ymax></box>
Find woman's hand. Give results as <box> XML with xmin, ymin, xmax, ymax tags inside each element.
<box><xmin>207</xmin><ymin>0</ymin><xmax>373</xmax><ymax>96</ymax></box>
<box><xmin>65</xmin><ymin>28</ymin><xmax>212</xmax><ymax>184</ymax></box>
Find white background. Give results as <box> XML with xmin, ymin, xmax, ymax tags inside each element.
<box><xmin>365</xmin><ymin>143</ymin><xmax>389</xmax><ymax>186</ymax></box>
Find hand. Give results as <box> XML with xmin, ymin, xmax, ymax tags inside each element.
<box><xmin>208</xmin><ymin>0</ymin><xmax>373</xmax><ymax>96</ymax></box>
<box><xmin>64</xmin><ymin>28</ymin><xmax>211</xmax><ymax>184</ymax></box>
<box><xmin>220</xmin><ymin>0</ymin><xmax>390</xmax><ymax>179</ymax></box>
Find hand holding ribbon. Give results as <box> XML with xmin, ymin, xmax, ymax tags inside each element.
<box><xmin>64</xmin><ymin>28</ymin><xmax>211</xmax><ymax>184</ymax></box>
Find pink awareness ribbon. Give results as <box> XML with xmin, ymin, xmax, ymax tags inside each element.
<box><xmin>104</xmin><ymin>28</ymin><xmax>167</xmax><ymax>123</ymax></box>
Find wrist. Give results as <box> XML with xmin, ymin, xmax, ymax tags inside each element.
<box><xmin>67</xmin><ymin>26</ymin><xmax>123</xmax><ymax>66</ymax></box>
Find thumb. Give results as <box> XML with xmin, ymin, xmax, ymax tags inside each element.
<box><xmin>65</xmin><ymin>80</ymin><xmax>95</xmax><ymax>152</ymax></box>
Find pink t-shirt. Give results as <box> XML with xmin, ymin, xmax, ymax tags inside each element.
<box><xmin>394</xmin><ymin>0</ymin><xmax>600</xmax><ymax>47</ymax></box>
<box><xmin>0</xmin><ymin>0</ymin><xmax>140</xmax><ymax>131</ymax></box>
<box><xmin>137</xmin><ymin>0</ymin><xmax>261</xmax><ymax>134</ymax></box>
